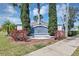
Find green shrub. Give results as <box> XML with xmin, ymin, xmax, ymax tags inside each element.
<box><xmin>34</xmin><ymin>44</ymin><xmax>46</xmax><ymax>49</ymax></box>
<box><xmin>68</xmin><ymin>31</ymin><xmax>77</xmax><ymax>36</ymax></box>
<box><xmin>77</xmin><ymin>31</ymin><xmax>79</xmax><ymax>34</ymax></box>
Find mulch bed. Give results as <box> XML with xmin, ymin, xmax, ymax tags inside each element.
<box><xmin>9</xmin><ymin>36</ymin><xmax>59</xmax><ymax>46</ymax></box>
<box><xmin>9</xmin><ymin>29</ymin><xmax>64</xmax><ymax>46</ymax></box>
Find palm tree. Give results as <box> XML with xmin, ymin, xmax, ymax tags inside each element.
<box><xmin>2</xmin><ymin>20</ymin><xmax>16</xmax><ymax>35</ymax></box>
<box><xmin>33</xmin><ymin>16</ymin><xmax>38</xmax><ymax>22</ymax></box>
<box><xmin>33</xmin><ymin>14</ymin><xmax>43</xmax><ymax>22</ymax></box>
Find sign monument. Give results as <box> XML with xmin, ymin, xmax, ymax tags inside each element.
<box><xmin>31</xmin><ymin>4</ymin><xmax>50</xmax><ymax>39</ymax></box>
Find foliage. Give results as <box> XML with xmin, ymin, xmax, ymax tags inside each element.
<box><xmin>33</xmin><ymin>16</ymin><xmax>38</xmax><ymax>22</ymax></box>
<box><xmin>68</xmin><ymin>31</ymin><xmax>77</xmax><ymax>36</ymax></box>
<box><xmin>68</xmin><ymin>7</ymin><xmax>77</xmax><ymax>36</ymax></box>
<box><xmin>54</xmin><ymin>31</ymin><xmax>65</xmax><ymax>40</ymax></box>
<box><xmin>12</xmin><ymin>3</ymin><xmax>31</xmax><ymax>34</ymax></box>
<box><xmin>33</xmin><ymin>14</ymin><xmax>43</xmax><ymax>22</ymax></box>
<box><xmin>0</xmin><ymin>32</ymin><xmax>54</xmax><ymax>56</ymax></box>
<box><xmin>48</xmin><ymin>3</ymin><xmax>57</xmax><ymax>36</ymax></box>
<box><xmin>10</xmin><ymin>29</ymin><xmax>28</xmax><ymax>41</ymax></box>
<box><xmin>68</xmin><ymin>7</ymin><xmax>76</xmax><ymax>31</ymax></box>
<box><xmin>77</xmin><ymin>31</ymin><xmax>79</xmax><ymax>34</ymax></box>
<box><xmin>77</xmin><ymin>26</ymin><xmax>79</xmax><ymax>34</ymax></box>
<box><xmin>0</xmin><ymin>31</ymin><xmax>35</xmax><ymax>56</ymax></box>
<box><xmin>78</xmin><ymin>26</ymin><xmax>79</xmax><ymax>30</ymax></box>
<box><xmin>20</xmin><ymin>4</ymin><xmax>31</xmax><ymax>33</ymax></box>
<box><xmin>2</xmin><ymin>20</ymin><xmax>16</xmax><ymax>35</ymax></box>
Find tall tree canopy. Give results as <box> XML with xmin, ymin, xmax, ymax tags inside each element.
<box><xmin>20</xmin><ymin>4</ymin><xmax>30</xmax><ymax>32</ymax></box>
<box><xmin>12</xmin><ymin>3</ymin><xmax>30</xmax><ymax>33</ymax></box>
<box><xmin>68</xmin><ymin>7</ymin><xmax>77</xmax><ymax>32</ymax></box>
<box><xmin>48</xmin><ymin>3</ymin><xmax>57</xmax><ymax>36</ymax></box>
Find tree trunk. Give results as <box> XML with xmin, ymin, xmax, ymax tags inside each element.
<box><xmin>7</xmin><ymin>27</ymin><xmax>10</xmax><ymax>35</ymax></box>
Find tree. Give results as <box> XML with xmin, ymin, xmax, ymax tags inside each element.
<box><xmin>2</xmin><ymin>20</ymin><xmax>16</xmax><ymax>35</ymax></box>
<box><xmin>68</xmin><ymin>6</ymin><xmax>77</xmax><ymax>35</ymax></box>
<box><xmin>33</xmin><ymin>14</ymin><xmax>43</xmax><ymax>22</ymax></box>
<box><xmin>78</xmin><ymin>26</ymin><xmax>79</xmax><ymax>32</ymax></box>
<box><xmin>33</xmin><ymin>16</ymin><xmax>38</xmax><ymax>22</ymax></box>
<box><xmin>12</xmin><ymin>3</ymin><xmax>31</xmax><ymax>33</ymax></box>
<box><xmin>20</xmin><ymin>4</ymin><xmax>30</xmax><ymax>33</ymax></box>
<box><xmin>40</xmin><ymin>14</ymin><xmax>43</xmax><ymax>21</ymax></box>
<box><xmin>48</xmin><ymin>3</ymin><xmax>57</xmax><ymax>36</ymax></box>
<box><xmin>64</xmin><ymin>6</ymin><xmax>79</xmax><ymax>36</ymax></box>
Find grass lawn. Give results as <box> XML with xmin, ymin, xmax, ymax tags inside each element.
<box><xmin>72</xmin><ymin>47</ymin><xmax>79</xmax><ymax>56</ymax></box>
<box><xmin>0</xmin><ymin>31</ymin><xmax>57</xmax><ymax>56</ymax></box>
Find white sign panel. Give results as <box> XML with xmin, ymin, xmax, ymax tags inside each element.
<box><xmin>17</xmin><ymin>26</ymin><xmax>22</xmax><ymax>30</ymax></box>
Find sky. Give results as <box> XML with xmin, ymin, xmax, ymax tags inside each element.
<box><xmin>0</xmin><ymin>3</ymin><xmax>49</xmax><ymax>25</ymax></box>
<box><xmin>56</xmin><ymin>3</ymin><xmax>79</xmax><ymax>27</ymax></box>
<box><xmin>0</xmin><ymin>3</ymin><xmax>79</xmax><ymax>27</ymax></box>
<box><xmin>29</xmin><ymin>3</ymin><xmax>49</xmax><ymax>25</ymax></box>
<box><xmin>0</xmin><ymin>3</ymin><xmax>21</xmax><ymax>25</ymax></box>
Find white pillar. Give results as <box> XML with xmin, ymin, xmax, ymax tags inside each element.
<box><xmin>65</xmin><ymin>3</ymin><xmax>69</xmax><ymax>37</ymax></box>
<box><xmin>37</xmin><ymin>12</ymin><xmax>40</xmax><ymax>25</ymax></box>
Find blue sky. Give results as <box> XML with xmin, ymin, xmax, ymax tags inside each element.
<box><xmin>56</xmin><ymin>3</ymin><xmax>79</xmax><ymax>27</ymax></box>
<box><xmin>0</xmin><ymin>3</ymin><xmax>49</xmax><ymax>25</ymax></box>
<box><xmin>0</xmin><ymin>3</ymin><xmax>21</xmax><ymax>25</ymax></box>
<box><xmin>0</xmin><ymin>3</ymin><xmax>79</xmax><ymax>27</ymax></box>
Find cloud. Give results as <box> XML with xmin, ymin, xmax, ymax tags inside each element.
<box><xmin>8</xmin><ymin>17</ymin><xmax>21</xmax><ymax>24</ymax></box>
<box><xmin>0</xmin><ymin>16</ymin><xmax>21</xmax><ymax>25</ymax></box>
<box><xmin>57</xmin><ymin>4</ymin><xmax>67</xmax><ymax>19</ymax></box>
<box><xmin>40</xmin><ymin>5</ymin><xmax>48</xmax><ymax>15</ymax></box>
<box><xmin>33</xmin><ymin>8</ymin><xmax>38</xmax><ymax>16</ymax></box>
<box><xmin>33</xmin><ymin>5</ymin><xmax>48</xmax><ymax>16</ymax></box>
<box><xmin>8</xmin><ymin>6</ymin><xmax>16</xmax><ymax>14</ymax></box>
<box><xmin>4</xmin><ymin>5</ymin><xmax>17</xmax><ymax>16</ymax></box>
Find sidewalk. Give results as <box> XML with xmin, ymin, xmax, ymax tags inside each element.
<box><xmin>25</xmin><ymin>36</ymin><xmax>79</xmax><ymax>56</ymax></box>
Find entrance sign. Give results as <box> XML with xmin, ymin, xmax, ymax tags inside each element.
<box><xmin>34</xmin><ymin>26</ymin><xmax>49</xmax><ymax>35</ymax></box>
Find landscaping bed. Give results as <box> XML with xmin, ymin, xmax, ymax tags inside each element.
<box><xmin>0</xmin><ymin>31</ymin><xmax>58</xmax><ymax>56</ymax></box>
<box><xmin>11</xmin><ymin>39</ymin><xmax>58</xmax><ymax>46</ymax></box>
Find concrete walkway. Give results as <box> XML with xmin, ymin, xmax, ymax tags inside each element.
<box><xmin>25</xmin><ymin>36</ymin><xmax>79</xmax><ymax>56</ymax></box>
